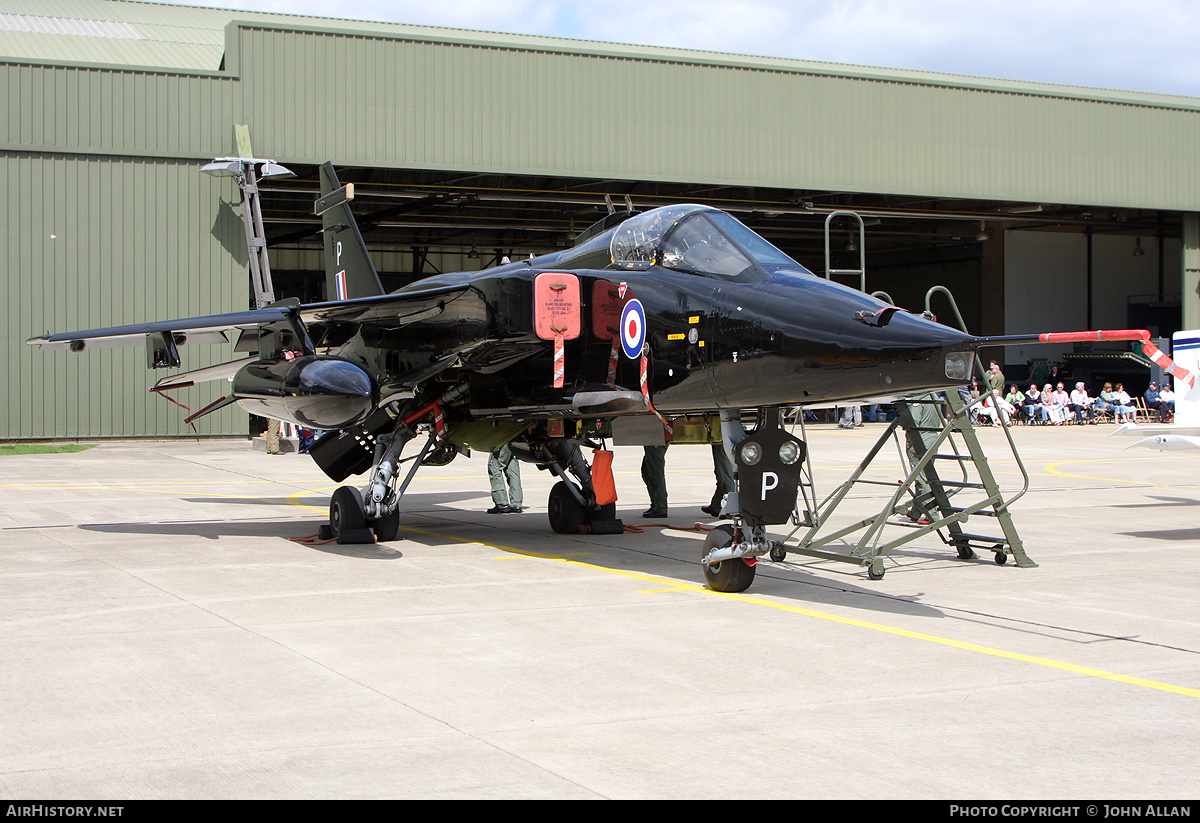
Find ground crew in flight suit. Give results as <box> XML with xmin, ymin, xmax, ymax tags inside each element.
<box><xmin>641</xmin><ymin>445</ymin><xmax>669</xmax><ymax>518</ymax></box>
<box><xmin>641</xmin><ymin>443</ymin><xmax>736</xmax><ymax>519</ymax></box>
<box><xmin>487</xmin><ymin>444</ymin><xmax>524</xmax><ymax>514</ymax></box>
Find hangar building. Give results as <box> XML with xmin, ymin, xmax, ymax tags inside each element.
<box><xmin>4</xmin><ymin>0</ymin><xmax>1199</xmax><ymax>438</ymax></box>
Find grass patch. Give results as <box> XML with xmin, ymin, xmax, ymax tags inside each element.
<box><xmin>0</xmin><ymin>444</ymin><xmax>95</xmax><ymax>456</ymax></box>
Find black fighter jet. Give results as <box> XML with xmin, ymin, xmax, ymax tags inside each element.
<box><xmin>30</xmin><ymin>163</ymin><xmax>1179</xmax><ymax>592</ymax></box>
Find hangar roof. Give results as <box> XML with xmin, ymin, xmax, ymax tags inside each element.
<box><xmin>3</xmin><ymin>0</ymin><xmax>1197</xmax><ymax>111</ymax></box>
<box><xmin>2</xmin><ymin>0</ymin><xmax>1197</xmax><ymax>258</ymax></box>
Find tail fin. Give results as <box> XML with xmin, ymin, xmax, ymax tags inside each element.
<box><xmin>1171</xmin><ymin>330</ymin><xmax>1200</xmax><ymax>427</ymax></box>
<box><xmin>315</xmin><ymin>162</ymin><xmax>384</xmax><ymax>301</ymax></box>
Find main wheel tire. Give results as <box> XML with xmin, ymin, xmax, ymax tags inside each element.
<box><xmin>547</xmin><ymin>481</ymin><xmax>586</xmax><ymax>534</ymax></box>
<box><xmin>701</xmin><ymin>524</ymin><xmax>756</xmax><ymax>593</ymax></box>
<box><xmin>369</xmin><ymin>507</ymin><xmax>401</xmax><ymax>542</ymax></box>
<box><xmin>329</xmin><ymin>486</ymin><xmax>366</xmax><ymax>539</ymax></box>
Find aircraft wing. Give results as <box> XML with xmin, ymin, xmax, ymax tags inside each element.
<box><xmin>150</xmin><ymin>357</ymin><xmax>258</xmax><ymax>391</ymax></box>
<box><xmin>1110</xmin><ymin>423</ymin><xmax>1200</xmax><ymax>437</ymax></box>
<box><xmin>1109</xmin><ymin>423</ymin><xmax>1200</xmax><ymax>451</ymax></box>
<box><xmin>25</xmin><ymin>308</ymin><xmax>290</xmax><ymax>352</ymax></box>
<box><xmin>25</xmin><ymin>280</ymin><xmax>476</xmax><ymax>352</ymax></box>
<box><xmin>299</xmin><ymin>282</ymin><xmax>474</xmax><ymax>325</ymax></box>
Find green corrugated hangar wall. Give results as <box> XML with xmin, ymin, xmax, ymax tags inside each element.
<box><xmin>3</xmin><ymin>9</ymin><xmax>1200</xmax><ymax>438</ymax></box>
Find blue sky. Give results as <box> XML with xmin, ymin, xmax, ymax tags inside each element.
<box><xmin>157</xmin><ymin>0</ymin><xmax>1200</xmax><ymax>98</ymax></box>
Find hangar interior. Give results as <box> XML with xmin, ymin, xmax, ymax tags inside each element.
<box><xmin>3</xmin><ymin>0</ymin><xmax>1198</xmax><ymax>438</ymax></box>
<box><xmin>255</xmin><ymin>162</ymin><xmax>1186</xmax><ymax>361</ymax></box>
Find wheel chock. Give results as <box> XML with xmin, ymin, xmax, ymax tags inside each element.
<box><xmin>586</xmin><ymin>518</ymin><xmax>625</xmax><ymax>535</ymax></box>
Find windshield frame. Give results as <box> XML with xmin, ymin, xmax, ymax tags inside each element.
<box><xmin>609</xmin><ymin>204</ymin><xmax>805</xmax><ymax>278</ymax></box>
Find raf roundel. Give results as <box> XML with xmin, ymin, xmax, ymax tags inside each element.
<box><xmin>620</xmin><ymin>299</ymin><xmax>647</xmax><ymax>360</ymax></box>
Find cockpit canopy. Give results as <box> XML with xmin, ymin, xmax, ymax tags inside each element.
<box><xmin>609</xmin><ymin>204</ymin><xmax>809</xmax><ymax>277</ymax></box>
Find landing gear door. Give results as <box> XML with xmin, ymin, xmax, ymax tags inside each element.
<box><xmin>733</xmin><ymin>413</ymin><xmax>805</xmax><ymax>526</ymax></box>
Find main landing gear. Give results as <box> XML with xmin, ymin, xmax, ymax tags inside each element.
<box><xmin>530</xmin><ymin>441</ymin><xmax>624</xmax><ymax>536</ymax></box>
<box><xmin>325</xmin><ymin>422</ymin><xmax>421</xmax><ymax>544</ymax></box>
<box><xmin>320</xmin><ymin>385</ymin><xmax>469</xmax><ymax>545</ymax></box>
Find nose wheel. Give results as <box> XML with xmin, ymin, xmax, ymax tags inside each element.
<box><xmin>329</xmin><ymin>485</ymin><xmax>397</xmax><ymax>543</ymax></box>
<box><xmin>701</xmin><ymin>524</ymin><xmax>756</xmax><ymax>593</ymax></box>
<box><xmin>329</xmin><ymin>485</ymin><xmax>366</xmax><ymax>539</ymax></box>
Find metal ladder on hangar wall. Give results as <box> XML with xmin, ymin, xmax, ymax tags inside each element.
<box><xmin>772</xmin><ymin>218</ymin><xmax>1037</xmax><ymax>579</ymax></box>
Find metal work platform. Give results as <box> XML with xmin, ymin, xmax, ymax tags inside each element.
<box><xmin>775</xmin><ymin>386</ymin><xmax>1035</xmax><ymax>579</ymax></box>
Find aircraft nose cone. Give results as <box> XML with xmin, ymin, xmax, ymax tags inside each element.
<box><xmin>232</xmin><ymin>356</ymin><xmax>375</xmax><ymax>431</ymax></box>
<box><xmin>292</xmin><ymin>359</ymin><xmax>374</xmax><ymax>429</ymax></box>
<box><xmin>298</xmin><ymin>358</ymin><xmax>373</xmax><ymax>398</ymax></box>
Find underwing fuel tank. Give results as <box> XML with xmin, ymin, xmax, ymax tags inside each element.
<box><xmin>232</xmin><ymin>355</ymin><xmax>373</xmax><ymax>429</ymax></box>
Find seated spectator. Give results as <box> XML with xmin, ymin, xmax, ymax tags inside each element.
<box><xmin>1005</xmin><ymin>385</ymin><xmax>1026</xmax><ymax>423</ymax></box>
<box><xmin>1144</xmin><ymin>382</ymin><xmax>1161</xmax><ymax>413</ymax></box>
<box><xmin>1069</xmin><ymin>382</ymin><xmax>1095</xmax><ymax>424</ymax></box>
<box><xmin>978</xmin><ymin>389</ymin><xmax>1016</xmax><ymax>426</ymax></box>
<box><xmin>1158</xmin><ymin>384</ymin><xmax>1176</xmax><ymax>421</ymax></box>
<box><xmin>1112</xmin><ymin>383</ymin><xmax>1136</xmax><ymax>423</ymax></box>
<box><xmin>1096</xmin><ymin>382</ymin><xmax>1117</xmax><ymax>421</ymax></box>
<box><xmin>1041</xmin><ymin>383</ymin><xmax>1064</xmax><ymax>425</ymax></box>
<box><xmin>1053</xmin><ymin>383</ymin><xmax>1071</xmax><ymax>423</ymax></box>
<box><xmin>1024</xmin><ymin>383</ymin><xmax>1046</xmax><ymax>424</ymax></box>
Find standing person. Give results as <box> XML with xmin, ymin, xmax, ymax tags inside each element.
<box><xmin>487</xmin><ymin>444</ymin><xmax>523</xmax><ymax>514</ymax></box>
<box><xmin>838</xmin><ymin>405</ymin><xmax>862</xmax><ymax>428</ymax></box>
<box><xmin>265</xmin><ymin>418</ymin><xmax>282</xmax><ymax>454</ymax></box>
<box><xmin>641</xmin><ymin>444</ymin><xmax>669</xmax><ymax>518</ymax></box>
<box><xmin>987</xmin><ymin>361</ymin><xmax>1006</xmax><ymax>396</ymax></box>
<box><xmin>897</xmin><ymin>393</ymin><xmax>944</xmax><ymax>523</ymax></box>
<box><xmin>702</xmin><ymin>444</ymin><xmax>736</xmax><ymax>518</ymax></box>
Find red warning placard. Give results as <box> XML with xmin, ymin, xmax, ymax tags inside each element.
<box><xmin>591</xmin><ymin>279</ymin><xmax>633</xmax><ymax>341</ymax></box>
<box><xmin>534</xmin><ymin>273</ymin><xmax>581</xmax><ymax>341</ymax></box>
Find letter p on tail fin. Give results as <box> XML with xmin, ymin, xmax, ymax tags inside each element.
<box><xmin>315</xmin><ymin>162</ymin><xmax>384</xmax><ymax>301</ymax></box>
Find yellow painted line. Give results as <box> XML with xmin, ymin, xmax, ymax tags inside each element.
<box><xmin>1044</xmin><ymin>455</ymin><xmax>1200</xmax><ymax>489</ymax></box>
<box><xmin>0</xmin><ymin>480</ymin><xmax>283</xmax><ymax>490</ymax></box>
<box><xmin>720</xmin><ymin>591</ymin><xmax>1200</xmax><ymax>699</ymax></box>
<box><xmin>494</xmin><ymin>553</ymin><xmax>593</xmax><ymax>559</ymax></box>
<box><xmin>290</xmin><ymin>488</ymin><xmax>1198</xmax><ymax>701</ymax></box>
<box><xmin>81</xmin><ymin>480</ymin><xmax>1196</xmax><ymax>700</ymax></box>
